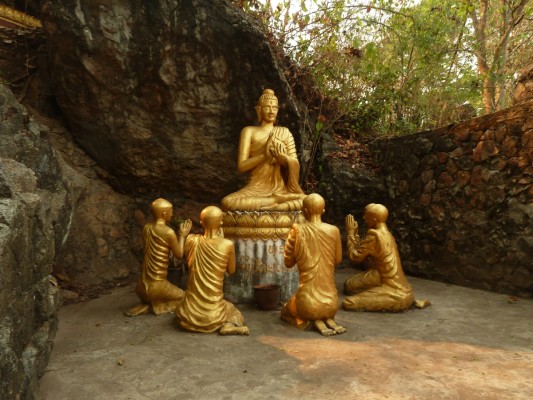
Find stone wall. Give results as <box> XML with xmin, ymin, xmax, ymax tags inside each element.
<box><xmin>0</xmin><ymin>85</ymin><xmax>67</xmax><ymax>399</ymax></box>
<box><xmin>369</xmin><ymin>100</ymin><xmax>533</xmax><ymax>297</ymax></box>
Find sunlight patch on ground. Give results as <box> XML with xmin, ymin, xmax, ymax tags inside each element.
<box><xmin>258</xmin><ymin>335</ymin><xmax>533</xmax><ymax>399</ymax></box>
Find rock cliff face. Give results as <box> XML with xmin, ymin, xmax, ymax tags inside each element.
<box><xmin>40</xmin><ymin>0</ymin><xmax>305</xmax><ymax>205</ymax></box>
<box><xmin>0</xmin><ymin>84</ymin><xmax>66</xmax><ymax>399</ymax></box>
<box><xmin>0</xmin><ymin>81</ymin><xmax>141</xmax><ymax>397</ymax></box>
<box><xmin>45</xmin><ymin>119</ymin><xmax>139</xmax><ymax>289</ymax></box>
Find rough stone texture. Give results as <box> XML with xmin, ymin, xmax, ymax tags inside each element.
<box><xmin>319</xmin><ymin>133</ymin><xmax>388</xmax><ymax>225</ymax></box>
<box><xmin>514</xmin><ymin>59</ymin><xmax>533</xmax><ymax>104</ymax></box>
<box><xmin>43</xmin><ymin>118</ymin><xmax>140</xmax><ymax>288</ymax></box>
<box><xmin>0</xmin><ymin>82</ymin><xmax>142</xmax><ymax>398</ymax></box>
<box><xmin>40</xmin><ymin>0</ymin><xmax>308</xmax><ymax>205</ymax></box>
<box><xmin>366</xmin><ymin>100</ymin><xmax>533</xmax><ymax>297</ymax></box>
<box><xmin>0</xmin><ymin>84</ymin><xmax>67</xmax><ymax>400</ymax></box>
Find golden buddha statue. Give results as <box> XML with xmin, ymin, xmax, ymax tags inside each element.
<box><xmin>281</xmin><ymin>194</ymin><xmax>347</xmax><ymax>336</ymax></box>
<box><xmin>125</xmin><ymin>198</ymin><xmax>192</xmax><ymax>317</ymax></box>
<box><xmin>175</xmin><ymin>206</ymin><xmax>250</xmax><ymax>335</ymax></box>
<box><xmin>343</xmin><ymin>204</ymin><xmax>424</xmax><ymax>312</ymax></box>
<box><xmin>220</xmin><ymin>88</ymin><xmax>305</xmax><ymax>212</ymax></box>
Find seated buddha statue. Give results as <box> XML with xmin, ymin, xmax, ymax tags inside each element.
<box><xmin>220</xmin><ymin>89</ymin><xmax>305</xmax><ymax>212</ymax></box>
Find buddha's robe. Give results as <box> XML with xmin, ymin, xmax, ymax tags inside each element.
<box><xmin>221</xmin><ymin>126</ymin><xmax>304</xmax><ymax>211</ymax></box>
<box><xmin>135</xmin><ymin>224</ymin><xmax>184</xmax><ymax>315</ymax></box>
<box><xmin>343</xmin><ymin>227</ymin><xmax>414</xmax><ymax>312</ymax></box>
<box><xmin>176</xmin><ymin>234</ymin><xmax>244</xmax><ymax>333</ymax></box>
<box><xmin>281</xmin><ymin>221</ymin><xmax>340</xmax><ymax>328</ymax></box>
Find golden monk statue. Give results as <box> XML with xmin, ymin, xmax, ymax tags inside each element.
<box><xmin>125</xmin><ymin>198</ymin><xmax>192</xmax><ymax>317</ymax></box>
<box><xmin>281</xmin><ymin>194</ymin><xmax>346</xmax><ymax>336</ymax></box>
<box><xmin>342</xmin><ymin>203</ymin><xmax>418</xmax><ymax>312</ymax></box>
<box><xmin>221</xmin><ymin>88</ymin><xmax>305</xmax><ymax>211</ymax></box>
<box><xmin>175</xmin><ymin>206</ymin><xmax>250</xmax><ymax>335</ymax></box>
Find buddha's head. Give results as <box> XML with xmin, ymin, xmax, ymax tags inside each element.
<box><xmin>364</xmin><ymin>203</ymin><xmax>388</xmax><ymax>228</ymax></box>
<box><xmin>200</xmin><ymin>205</ymin><xmax>224</xmax><ymax>230</ymax></box>
<box><xmin>151</xmin><ymin>198</ymin><xmax>173</xmax><ymax>222</ymax></box>
<box><xmin>255</xmin><ymin>88</ymin><xmax>278</xmax><ymax>123</ymax></box>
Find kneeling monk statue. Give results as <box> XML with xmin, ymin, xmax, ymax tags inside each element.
<box><xmin>343</xmin><ymin>203</ymin><xmax>427</xmax><ymax>312</ymax></box>
<box><xmin>176</xmin><ymin>206</ymin><xmax>250</xmax><ymax>335</ymax></box>
<box><xmin>281</xmin><ymin>194</ymin><xmax>347</xmax><ymax>336</ymax></box>
<box><xmin>125</xmin><ymin>198</ymin><xmax>191</xmax><ymax>317</ymax></box>
<box><xmin>220</xmin><ymin>88</ymin><xmax>305</xmax><ymax>212</ymax></box>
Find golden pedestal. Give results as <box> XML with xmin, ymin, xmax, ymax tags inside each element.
<box><xmin>223</xmin><ymin>211</ymin><xmax>302</xmax><ymax>304</ymax></box>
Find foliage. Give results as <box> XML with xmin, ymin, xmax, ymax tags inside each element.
<box><xmin>234</xmin><ymin>0</ymin><xmax>533</xmax><ymax>136</ymax></box>
<box><xmin>464</xmin><ymin>0</ymin><xmax>533</xmax><ymax>113</ymax></box>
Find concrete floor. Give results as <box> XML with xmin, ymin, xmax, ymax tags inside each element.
<box><xmin>40</xmin><ymin>268</ymin><xmax>533</xmax><ymax>400</ymax></box>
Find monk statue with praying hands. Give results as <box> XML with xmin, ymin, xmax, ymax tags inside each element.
<box><xmin>125</xmin><ymin>198</ymin><xmax>191</xmax><ymax>317</ymax></box>
<box><xmin>175</xmin><ymin>206</ymin><xmax>249</xmax><ymax>335</ymax></box>
<box><xmin>342</xmin><ymin>203</ymin><xmax>429</xmax><ymax>312</ymax></box>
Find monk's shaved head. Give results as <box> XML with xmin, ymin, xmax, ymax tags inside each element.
<box><xmin>200</xmin><ymin>206</ymin><xmax>224</xmax><ymax>229</ymax></box>
<box><xmin>364</xmin><ymin>203</ymin><xmax>388</xmax><ymax>223</ymax></box>
<box><xmin>303</xmin><ymin>193</ymin><xmax>325</xmax><ymax>216</ymax></box>
<box><xmin>151</xmin><ymin>198</ymin><xmax>172</xmax><ymax>219</ymax></box>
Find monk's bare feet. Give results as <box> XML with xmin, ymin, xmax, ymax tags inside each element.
<box><xmin>124</xmin><ymin>304</ymin><xmax>149</xmax><ymax>317</ymax></box>
<box><xmin>414</xmin><ymin>299</ymin><xmax>431</xmax><ymax>309</ymax></box>
<box><xmin>219</xmin><ymin>324</ymin><xmax>250</xmax><ymax>336</ymax></box>
<box><xmin>314</xmin><ymin>320</ymin><xmax>335</xmax><ymax>336</ymax></box>
<box><xmin>325</xmin><ymin>318</ymin><xmax>347</xmax><ymax>335</ymax></box>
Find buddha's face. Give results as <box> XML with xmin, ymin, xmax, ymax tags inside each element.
<box><xmin>259</xmin><ymin>99</ymin><xmax>278</xmax><ymax>123</ymax></box>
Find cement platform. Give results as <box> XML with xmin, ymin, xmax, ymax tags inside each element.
<box><xmin>40</xmin><ymin>268</ymin><xmax>533</xmax><ymax>399</ymax></box>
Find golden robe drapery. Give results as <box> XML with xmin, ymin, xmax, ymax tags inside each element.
<box><xmin>283</xmin><ymin>221</ymin><xmax>339</xmax><ymax>323</ymax></box>
<box><xmin>135</xmin><ymin>224</ymin><xmax>184</xmax><ymax>315</ymax></box>
<box><xmin>176</xmin><ymin>234</ymin><xmax>244</xmax><ymax>332</ymax></box>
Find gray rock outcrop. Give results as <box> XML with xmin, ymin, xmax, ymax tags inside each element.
<box><xmin>0</xmin><ymin>80</ymin><xmax>141</xmax><ymax>398</ymax></box>
<box><xmin>0</xmin><ymin>84</ymin><xmax>66</xmax><ymax>399</ymax></box>
<box><xmin>40</xmin><ymin>0</ymin><xmax>306</xmax><ymax>204</ymax></box>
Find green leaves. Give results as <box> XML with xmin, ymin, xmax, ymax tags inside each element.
<box><xmin>235</xmin><ymin>0</ymin><xmax>531</xmax><ymax>135</ymax></box>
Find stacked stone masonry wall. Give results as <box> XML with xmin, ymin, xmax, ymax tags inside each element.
<box><xmin>371</xmin><ymin>100</ymin><xmax>533</xmax><ymax>297</ymax></box>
